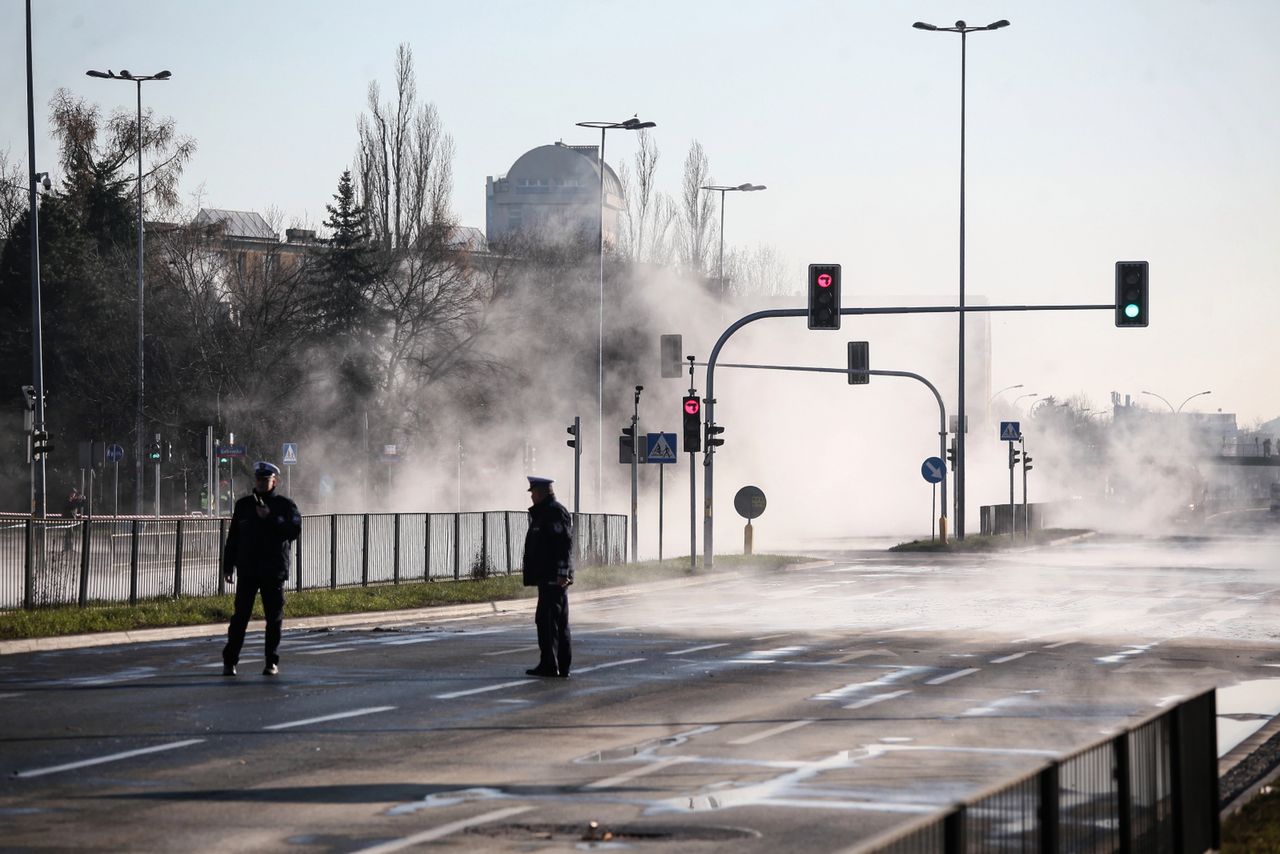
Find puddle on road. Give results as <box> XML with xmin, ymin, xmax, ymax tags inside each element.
<box><xmin>1217</xmin><ymin>677</ymin><xmax>1280</xmax><ymax>755</ymax></box>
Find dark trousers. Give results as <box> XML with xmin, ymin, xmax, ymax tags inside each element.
<box><xmin>223</xmin><ymin>576</ymin><xmax>285</xmax><ymax>666</ymax></box>
<box><xmin>535</xmin><ymin>583</ymin><xmax>571</xmax><ymax>674</ymax></box>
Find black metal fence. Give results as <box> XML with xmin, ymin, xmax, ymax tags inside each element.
<box><xmin>0</xmin><ymin>511</ymin><xmax>627</xmax><ymax>610</ymax></box>
<box><xmin>855</xmin><ymin>689</ymin><xmax>1219</xmax><ymax>853</ymax></box>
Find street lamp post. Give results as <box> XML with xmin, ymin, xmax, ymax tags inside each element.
<box><xmin>574</xmin><ymin>116</ymin><xmax>655</xmax><ymax>509</ymax></box>
<box><xmin>987</xmin><ymin>383</ymin><xmax>1023</xmax><ymax>408</ymax></box>
<box><xmin>86</xmin><ymin>68</ymin><xmax>171</xmax><ymax>514</ymax></box>
<box><xmin>700</xmin><ymin>183</ymin><xmax>766</xmax><ymax>302</ymax></box>
<box><xmin>1013</xmin><ymin>392</ymin><xmax>1038</xmax><ymax>410</ymax></box>
<box><xmin>1142</xmin><ymin>389</ymin><xmax>1212</xmax><ymax>414</ymax></box>
<box><xmin>24</xmin><ymin>0</ymin><xmax>48</xmax><ymax>517</ymax></box>
<box><xmin>914</xmin><ymin>18</ymin><xmax>1010</xmax><ymax>539</ymax></box>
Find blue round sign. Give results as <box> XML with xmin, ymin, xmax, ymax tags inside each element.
<box><xmin>921</xmin><ymin>457</ymin><xmax>945</xmax><ymax>484</ymax></box>
<box><xmin>106</xmin><ymin>443</ymin><xmax>124</xmax><ymax>463</ymax></box>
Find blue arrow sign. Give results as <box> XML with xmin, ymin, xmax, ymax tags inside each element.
<box><xmin>921</xmin><ymin>457</ymin><xmax>945</xmax><ymax>484</ymax></box>
<box><xmin>999</xmin><ymin>421</ymin><xmax>1022</xmax><ymax>441</ymax></box>
<box><xmin>106</xmin><ymin>443</ymin><xmax>124</xmax><ymax>463</ymax></box>
<box><xmin>646</xmin><ymin>432</ymin><xmax>678</xmax><ymax>464</ymax></box>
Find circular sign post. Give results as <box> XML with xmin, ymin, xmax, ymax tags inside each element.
<box><xmin>733</xmin><ymin>485</ymin><xmax>766</xmax><ymax>556</ymax></box>
<box><xmin>921</xmin><ymin>457</ymin><xmax>945</xmax><ymax>542</ymax></box>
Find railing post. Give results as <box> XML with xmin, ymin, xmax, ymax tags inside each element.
<box><xmin>79</xmin><ymin>518</ymin><xmax>92</xmax><ymax>606</ymax></box>
<box><xmin>296</xmin><ymin>516</ymin><xmax>303</xmax><ymax>593</ymax></box>
<box><xmin>173</xmin><ymin>518</ymin><xmax>184</xmax><ymax>598</ymax></box>
<box><xmin>943</xmin><ymin>806</ymin><xmax>965</xmax><ymax>853</ymax></box>
<box><xmin>23</xmin><ymin>518</ymin><xmax>33</xmax><ymax>610</ymax></box>
<box><xmin>1114</xmin><ymin>733</ymin><xmax>1132</xmax><ymax>853</ymax></box>
<box><xmin>505</xmin><ymin>511</ymin><xmax>514</xmax><ymax>575</ymax></box>
<box><xmin>453</xmin><ymin>512</ymin><xmax>461</xmax><ymax>580</ymax></box>
<box><xmin>1038</xmin><ymin>762</ymin><xmax>1060</xmax><ymax>854</ymax></box>
<box><xmin>129</xmin><ymin>519</ymin><xmax>139</xmax><ymax>606</ymax></box>
<box><xmin>329</xmin><ymin>514</ymin><xmax>338</xmax><ymax>590</ymax></box>
<box><xmin>361</xmin><ymin>513</ymin><xmax>370</xmax><ymax>586</ymax></box>
<box><xmin>424</xmin><ymin>513</ymin><xmax>432</xmax><ymax>581</ymax></box>
<box><xmin>1170</xmin><ymin>691</ymin><xmax>1219</xmax><ymax>853</ymax></box>
<box><xmin>218</xmin><ymin>517</ymin><xmax>227</xmax><ymax>596</ymax></box>
<box><xmin>393</xmin><ymin>513</ymin><xmax>401</xmax><ymax>584</ymax></box>
<box><xmin>480</xmin><ymin>512</ymin><xmax>488</xmax><ymax>576</ymax></box>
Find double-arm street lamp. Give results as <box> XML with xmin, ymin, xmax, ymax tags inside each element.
<box><xmin>987</xmin><ymin>383</ymin><xmax>1023</xmax><ymax>407</ymax></box>
<box><xmin>86</xmin><ymin>68</ymin><xmax>171</xmax><ymax>514</ymax></box>
<box><xmin>700</xmin><ymin>183</ymin><xmax>766</xmax><ymax>302</ymax></box>
<box><xmin>913</xmin><ymin>18</ymin><xmax>1010</xmax><ymax>539</ymax></box>
<box><xmin>574</xmin><ymin>116</ymin><xmax>655</xmax><ymax>507</ymax></box>
<box><xmin>1142</xmin><ymin>389</ymin><xmax>1212</xmax><ymax>414</ymax></box>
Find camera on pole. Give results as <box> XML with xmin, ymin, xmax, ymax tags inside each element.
<box><xmin>807</xmin><ymin>263</ymin><xmax>841</xmax><ymax>330</ymax></box>
<box><xmin>1115</xmin><ymin>261</ymin><xmax>1149</xmax><ymax>327</ymax></box>
<box><xmin>682</xmin><ymin>396</ymin><xmax>702</xmax><ymax>453</ymax></box>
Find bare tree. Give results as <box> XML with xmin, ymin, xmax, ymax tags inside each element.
<box><xmin>618</xmin><ymin>130</ymin><xmax>675</xmax><ymax>264</ymax></box>
<box><xmin>0</xmin><ymin>148</ymin><xmax>26</xmax><ymax>244</ymax></box>
<box><xmin>677</xmin><ymin>140</ymin><xmax>716</xmax><ymax>275</ymax></box>
<box><xmin>723</xmin><ymin>244</ymin><xmax>791</xmax><ymax>299</ymax></box>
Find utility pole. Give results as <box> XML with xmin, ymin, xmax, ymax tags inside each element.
<box><xmin>631</xmin><ymin>385</ymin><xmax>642</xmax><ymax>563</ymax></box>
<box><xmin>687</xmin><ymin>357</ymin><xmax>698</xmax><ymax>570</ymax></box>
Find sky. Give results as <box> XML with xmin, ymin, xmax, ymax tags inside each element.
<box><xmin>4</xmin><ymin>1</ymin><xmax>1280</xmax><ymax>541</ymax></box>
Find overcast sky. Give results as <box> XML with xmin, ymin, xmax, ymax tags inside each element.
<box><xmin>5</xmin><ymin>0</ymin><xmax>1279</xmax><ymax>427</ymax></box>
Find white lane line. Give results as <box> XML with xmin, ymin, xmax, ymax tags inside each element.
<box><xmin>436</xmin><ymin>679</ymin><xmax>533</xmax><ymax>700</ymax></box>
<box><xmin>845</xmin><ymin>690</ymin><xmax>910</xmax><ymax>710</ymax></box>
<box><xmin>297</xmin><ymin>647</ymin><xmax>358</xmax><ymax>656</ymax></box>
<box><xmin>573</xmin><ymin>658</ymin><xmax>645</xmax><ymax>674</ymax></box>
<box><xmin>379</xmin><ymin>636</ymin><xmax>442</xmax><ymax>646</ymax></box>
<box><xmin>726</xmin><ymin>660</ymin><xmax>775</xmax><ymax>665</ymax></box>
<box><xmin>925</xmin><ymin>668</ymin><xmax>980</xmax><ymax>686</ymax></box>
<box><xmin>352</xmin><ymin>805</ymin><xmax>533</xmax><ymax>853</ymax></box>
<box><xmin>729</xmin><ymin>719</ymin><xmax>816</xmax><ymax>746</ymax></box>
<box><xmin>751</xmin><ymin>633</ymin><xmax>788</xmax><ymax>642</ymax></box>
<box><xmin>14</xmin><ymin>739</ymin><xmax>205</xmax><ymax>779</ymax></box>
<box><xmin>991</xmin><ymin>651</ymin><xmax>1031</xmax><ymax>664</ymax></box>
<box><xmin>1043</xmin><ymin>640</ymin><xmax>1075</xmax><ymax>649</ymax></box>
<box><xmin>667</xmin><ymin>643</ymin><xmax>729</xmax><ymax>656</ymax></box>
<box><xmin>482</xmin><ymin>645</ymin><xmax>541</xmax><ymax>657</ymax></box>
<box><xmin>0</xmin><ymin>692</ymin><xmax>25</xmax><ymax>699</ymax></box>
<box><xmin>264</xmin><ymin>706</ymin><xmax>396</xmax><ymax>730</ymax></box>
<box><xmin>584</xmin><ymin>757</ymin><xmax>686</xmax><ymax>790</ymax></box>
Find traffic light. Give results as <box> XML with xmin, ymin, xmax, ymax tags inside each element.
<box><xmin>31</xmin><ymin>430</ymin><xmax>52</xmax><ymax>459</ymax></box>
<box><xmin>847</xmin><ymin>341</ymin><xmax>869</xmax><ymax>385</ymax></box>
<box><xmin>162</xmin><ymin>442</ymin><xmax>173</xmax><ymax>463</ymax></box>
<box><xmin>946</xmin><ymin>441</ymin><xmax>956</xmax><ymax>470</ymax></box>
<box><xmin>807</xmin><ymin>263</ymin><xmax>841</xmax><ymax>330</ymax></box>
<box><xmin>682</xmin><ymin>396</ymin><xmax>702</xmax><ymax>453</ymax></box>
<box><xmin>566</xmin><ymin>419</ymin><xmax>578</xmax><ymax>450</ymax></box>
<box><xmin>148</xmin><ymin>441</ymin><xmax>162</xmax><ymax>462</ymax></box>
<box><xmin>620</xmin><ymin>425</ymin><xmax>637</xmax><ymax>464</ymax></box>
<box><xmin>1023</xmin><ymin>453</ymin><xmax>1033</xmax><ymax>474</ymax></box>
<box><xmin>1115</xmin><ymin>261</ymin><xmax>1149</xmax><ymax>327</ymax></box>
<box><xmin>1009</xmin><ymin>445</ymin><xmax>1021</xmax><ymax>469</ymax></box>
<box><xmin>706</xmin><ymin>422</ymin><xmax>725</xmax><ymax>448</ymax></box>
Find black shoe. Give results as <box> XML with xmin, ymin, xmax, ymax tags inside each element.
<box><xmin>263</xmin><ymin>663</ymin><xmax>279</xmax><ymax>676</ymax></box>
<box><xmin>557</xmin><ymin>671</ymin><xmax>570</xmax><ymax>678</ymax></box>
<box><xmin>222</xmin><ymin>663</ymin><xmax>237</xmax><ymax>676</ymax></box>
<box><xmin>525</xmin><ymin>667</ymin><xmax>558</xmax><ymax>677</ymax></box>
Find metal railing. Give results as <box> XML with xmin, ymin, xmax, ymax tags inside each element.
<box><xmin>0</xmin><ymin>511</ymin><xmax>627</xmax><ymax>610</ymax></box>
<box><xmin>854</xmin><ymin>689</ymin><xmax>1218</xmax><ymax>853</ymax></box>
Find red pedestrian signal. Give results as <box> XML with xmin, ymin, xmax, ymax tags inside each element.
<box><xmin>807</xmin><ymin>263</ymin><xmax>841</xmax><ymax>330</ymax></box>
<box><xmin>682</xmin><ymin>396</ymin><xmax>702</xmax><ymax>453</ymax></box>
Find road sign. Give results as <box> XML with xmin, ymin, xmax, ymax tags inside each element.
<box><xmin>734</xmin><ymin>485</ymin><xmax>767</xmax><ymax>520</ymax></box>
<box><xmin>282</xmin><ymin>443</ymin><xmax>298</xmax><ymax>465</ymax></box>
<box><xmin>216</xmin><ymin>444</ymin><xmax>246</xmax><ymax>457</ymax></box>
<box><xmin>646</xmin><ymin>432</ymin><xmax>677</xmax><ymax>464</ymax></box>
<box><xmin>381</xmin><ymin>444</ymin><xmax>400</xmax><ymax>463</ymax></box>
<box><xmin>921</xmin><ymin>457</ymin><xmax>946</xmax><ymax>484</ymax></box>
<box><xmin>106</xmin><ymin>443</ymin><xmax>124</xmax><ymax>463</ymax></box>
<box><xmin>999</xmin><ymin>421</ymin><xmax>1021</xmax><ymax>441</ymax></box>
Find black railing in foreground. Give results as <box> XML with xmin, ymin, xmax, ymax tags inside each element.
<box><xmin>853</xmin><ymin>688</ymin><xmax>1219</xmax><ymax>854</ymax></box>
<box><xmin>0</xmin><ymin>512</ymin><xmax>627</xmax><ymax>610</ymax></box>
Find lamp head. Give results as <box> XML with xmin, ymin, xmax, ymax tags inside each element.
<box><xmin>155</xmin><ymin>70</ymin><xmax>172</xmax><ymax>80</ymax></box>
<box><xmin>85</xmin><ymin>69</ymin><xmax>111</xmax><ymax>78</ymax></box>
<box><xmin>119</xmin><ymin>70</ymin><xmax>133</xmax><ymax>79</ymax></box>
<box><xmin>988</xmin><ymin>19</ymin><xmax>1010</xmax><ymax>29</ymax></box>
<box><xmin>912</xmin><ymin>21</ymin><xmax>937</xmax><ymax>30</ymax></box>
<box><xmin>954</xmin><ymin>20</ymin><xmax>966</xmax><ymax>29</ymax></box>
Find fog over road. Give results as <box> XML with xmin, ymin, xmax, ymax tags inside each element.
<box><xmin>2</xmin><ymin>535</ymin><xmax>1277</xmax><ymax>851</ymax></box>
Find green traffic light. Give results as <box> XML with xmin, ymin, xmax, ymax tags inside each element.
<box><xmin>1124</xmin><ymin>303</ymin><xmax>1140</xmax><ymax>319</ymax></box>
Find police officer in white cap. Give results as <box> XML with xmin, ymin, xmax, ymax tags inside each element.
<box><xmin>221</xmin><ymin>461</ymin><xmax>301</xmax><ymax>676</ymax></box>
<box><xmin>522</xmin><ymin>475</ymin><xmax>573</xmax><ymax>677</ymax></box>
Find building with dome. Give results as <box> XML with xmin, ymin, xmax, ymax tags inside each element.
<box><xmin>485</xmin><ymin>142</ymin><xmax>623</xmax><ymax>248</ymax></box>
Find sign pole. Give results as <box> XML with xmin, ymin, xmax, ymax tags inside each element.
<box><xmin>113</xmin><ymin>461</ymin><xmax>118</xmax><ymax>517</ymax></box>
<box><xmin>1008</xmin><ymin>440</ymin><xmax>1016</xmax><ymax>539</ymax></box>
<box><xmin>658</xmin><ymin>463</ymin><xmax>664</xmax><ymax>562</ymax></box>
<box><xmin>1021</xmin><ymin>436</ymin><xmax>1029</xmax><ymax>542</ymax></box>
<box><xmin>932</xmin><ymin>483</ymin><xmax>937</xmax><ymax>541</ymax></box>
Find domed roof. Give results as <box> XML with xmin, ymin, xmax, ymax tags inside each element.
<box><xmin>505</xmin><ymin>143</ymin><xmax>623</xmax><ymax>197</ymax></box>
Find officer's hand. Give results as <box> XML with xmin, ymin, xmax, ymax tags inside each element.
<box><xmin>557</xmin><ymin>577</ymin><xmax>570</xmax><ymax>588</ymax></box>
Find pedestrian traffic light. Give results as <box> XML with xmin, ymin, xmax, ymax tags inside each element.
<box><xmin>1115</xmin><ymin>261</ymin><xmax>1149</xmax><ymax>327</ymax></box>
<box><xmin>807</xmin><ymin>263</ymin><xmax>841</xmax><ymax>330</ymax></box>
<box><xmin>706</xmin><ymin>423</ymin><xmax>725</xmax><ymax>448</ymax></box>
<box><xmin>620</xmin><ymin>425</ymin><xmax>637</xmax><ymax>464</ymax></box>
<box><xmin>847</xmin><ymin>341</ymin><xmax>869</xmax><ymax>385</ymax></box>
<box><xmin>161</xmin><ymin>442</ymin><xmax>173</xmax><ymax>463</ymax></box>
<box><xmin>31</xmin><ymin>430</ymin><xmax>52</xmax><ymax>459</ymax></box>
<box><xmin>148</xmin><ymin>441</ymin><xmax>162</xmax><ymax>462</ymax></box>
<box><xmin>1023</xmin><ymin>453</ymin><xmax>1033</xmax><ymax>474</ymax></box>
<box><xmin>682</xmin><ymin>396</ymin><xmax>701</xmax><ymax>453</ymax></box>
<box><xmin>946</xmin><ymin>441</ymin><xmax>956</xmax><ymax>470</ymax></box>
<box><xmin>566</xmin><ymin>420</ymin><xmax>578</xmax><ymax>450</ymax></box>
<box><xmin>1009</xmin><ymin>445</ymin><xmax>1021</xmax><ymax>469</ymax></box>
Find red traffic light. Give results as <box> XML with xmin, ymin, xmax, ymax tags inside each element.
<box><xmin>684</xmin><ymin>398</ymin><xmax>700</xmax><ymax>415</ymax></box>
<box><xmin>817</xmin><ymin>273</ymin><xmax>833</xmax><ymax>288</ymax></box>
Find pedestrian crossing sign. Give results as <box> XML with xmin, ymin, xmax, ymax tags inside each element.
<box><xmin>999</xmin><ymin>422</ymin><xmax>1021</xmax><ymax>441</ymax></box>
<box><xmin>282</xmin><ymin>443</ymin><xmax>299</xmax><ymax>465</ymax></box>
<box><xmin>646</xmin><ymin>432</ymin><xmax>678</xmax><ymax>464</ymax></box>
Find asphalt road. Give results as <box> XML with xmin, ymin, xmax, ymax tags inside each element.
<box><xmin>2</xmin><ymin>534</ymin><xmax>1278</xmax><ymax>852</ymax></box>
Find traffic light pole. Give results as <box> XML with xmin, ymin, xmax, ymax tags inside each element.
<box><xmin>1008</xmin><ymin>440</ymin><xmax>1016</xmax><ymax>540</ymax></box>
<box><xmin>687</xmin><ymin>357</ymin><xmax>698</xmax><ymax>570</ymax></box>
<box><xmin>631</xmin><ymin>386</ymin><xmax>642</xmax><ymax>563</ymax></box>
<box><xmin>702</xmin><ymin>301</ymin><xmax>1115</xmax><ymax>570</ymax></box>
<box><xmin>154</xmin><ymin>432</ymin><xmax>161</xmax><ymax>516</ymax></box>
<box><xmin>1021</xmin><ymin>436</ymin><xmax>1029</xmax><ymax>541</ymax></box>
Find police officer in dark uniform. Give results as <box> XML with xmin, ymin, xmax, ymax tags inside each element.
<box><xmin>522</xmin><ymin>475</ymin><xmax>573</xmax><ymax>677</ymax></box>
<box><xmin>221</xmin><ymin>461</ymin><xmax>301</xmax><ymax>676</ymax></box>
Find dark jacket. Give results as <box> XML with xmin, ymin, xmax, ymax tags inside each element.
<box><xmin>522</xmin><ymin>495</ymin><xmax>573</xmax><ymax>587</ymax></box>
<box><xmin>222</xmin><ymin>490</ymin><xmax>302</xmax><ymax>583</ymax></box>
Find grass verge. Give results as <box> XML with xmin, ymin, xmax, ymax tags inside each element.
<box><xmin>1223</xmin><ymin>786</ymin><xmax>1280</xmax><ymax>852</ymax></box>
<box><xmin>0</xmin><ymin>554</ymin><xmax>799</xmax><ymax>641</ymax></box>
<box><xmin>890</xmin><ymin>529</ymin><xmax>1092</xmax><ymax>552</ymax></box>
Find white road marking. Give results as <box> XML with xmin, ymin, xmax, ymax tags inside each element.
<box><xmin>379</xmin><ymin>636</ymin><xmax>443</xmax><ymax>646</ymax></box>
<box><xmin>352</xmin><ymin>805</ymin><xmax>533</xmax><ymax>853</ymax></box>
<box><xmin>666</xmin><ymin>643</ymin><xmax>729</xmax><ymax>655</ymax></box>
<box><xmin>925</xmin><ymin>668</ymin><xmax>980</xmax><ymax>685</ymax></box>
<box><xmin>297</xmin><ymin>647</ymin><xmax>358</xmax><ymax>656</ymax></box>
<box><xmin>845</xmin><ymin>690</ymin><xmax>910</xmax><ymax>710</ymax></box>
<box><xmin>729</xmin><ymin>719</ymin><xmax>816</xmax><ymax>745</ymax></box>
<box><xmin>573</xmin><ymin>658</ymin><xmax>645</xmax><ymax>674</ymax></box>
<box><xmin>0</xmin><ymin>692</ymin><xmax>25</xmax><ymax>699</ymax></box>
<box><xmin>1043</xmin><ymin>640</ymin><xmax>1075</xmax><ymax>649</ymax></box>
<box><xmin>436</xmin><ymin>679</ymin><xmax>533</xmax><ymax>699</ymax></box>
<box><xmin>14</xmin><ymin>739</ymin><xmax>205</xmax><ymax>779</ymax></box>
<box><xmin>991</xmin><ymin>651</ymin><xmax>1031</xmax><ymax>664</ymax></box>
<box><xmin>751</xmin><ymin>633</ymin><xmax>788</xmax><ymax>641</ymax></box>
<box><xmin>584</xmin><ymin>757</ymin><xmax>686</xmax><ymax>789</ymax></box>
<box><xmin>481</xmin><ymin>645</ymin><xmax>541</xmax><ymax>657</ymax></box>
<box><xmin>264</xmin><ymin>706</ymin><xmax>395</xmax><ymax>730</ymax></box>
